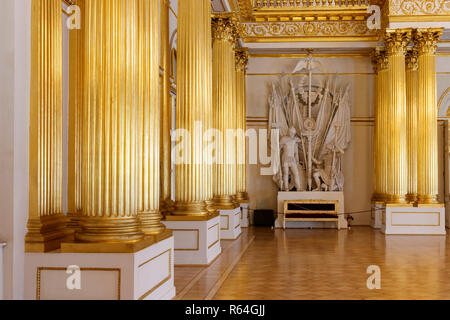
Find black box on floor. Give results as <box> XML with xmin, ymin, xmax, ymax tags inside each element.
<box><xmin>253</xmin><ymin>209</ymin><xmax>275</xmax><ymax>227</ymax></box>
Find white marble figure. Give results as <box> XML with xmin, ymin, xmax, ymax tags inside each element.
<box><xmin>280</xmin><ymin>127</ymin><xmax>302</xmax><ymax>192</ymax></box>
<box><xmin>267</xmin><ymin>54</ymin><xmax>351</xmax><ymax>192</ymax></box>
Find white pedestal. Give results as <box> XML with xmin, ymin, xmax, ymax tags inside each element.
<box><xmin>275</xmin><ymin>191</ymin><xmax>347</xmax><ymax>229</ymax></box>
<box><xmin>219</xmin><ymin>207</ymin><xmax>242</xmax><ymax>239</ymax></box>
<box><xmin>371</xmin><ymin>202</ymin><xmax>383</xmax><ymax>229</ymax></box>
<box><xmin>0</xmin><ymin>243</ymin><xmax>5</xmax><ymax>300</ymax></box>
<box><xmin>240</xmin><ymin>203</ymin><xmax>249</xmax><ymax>228</ymax></box>
<box><xmin>446</xmin><ymin>202</ymin><xmax>450</xmax><ymax>228</ymax></box>
<box><xmin>24</xmin><ymin>236</ymin><xmax>176</xmax><ymax>300</ymax></box>
<box><xmin>381</xmin><ymin>206</ymin><xmax>446</xmax><ymax>235</ymax></box>
<box><xmin>162</xmin><ymin>215</ymin><xmax>221</xmax><ymax>266</ymax></box>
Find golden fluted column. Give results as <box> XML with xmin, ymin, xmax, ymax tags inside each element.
<box><xmin>405</xmin><ymin>49</ymin><xmax>419</xmax><ymax>203</ymax></box>
<box><xmin>172</xmin><ymin>0</ymin><xmax>214</xmax><ymax>216</ymax></box>
<box><xmin>136</xmin><ymin>0</ymin><xmax>166</xmax><ymax>236</ymax></box>
<box><xmin>26</xmin><ymin>0</ymin><xmax>73</xmax><ymax>252</ymax></box>
<box><xmin>413</xmin><ymin>28</ymin><xmax>443</xmax><ymax>205</ymax></box>
<box><xmin>75</xmin><ymin>0</ymin><xmax>144</xmax><ymax>242</ymax></box>
<box><xmin>160</xmin><ymin>0</ymin><xmax>173</xmax><ymax>213</ymax></box>
<box><xmin>212</xmin><ymin>14</ymin><xmax>239</xmax><ymax>209</ymax></box>
<box><xmin>371</xmin><ymin>49</ymin><xmax>389</xmax><ymax>202</ymax></box>
<box><xmin>67</xmin><ymin>1</ymin><xmax>85</xmax><ymax>232</ymax></box>
<box><xmin>235</xmin><ymin>48</ymin><xmax>249</xmax><ymax>203</ymax></box>
<box><xmin>384</xmin><ymin>29</ymin><xmax>411</xmax><ymax>204</ymax></box>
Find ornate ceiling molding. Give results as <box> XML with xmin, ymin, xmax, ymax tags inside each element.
<box><xmin>243</xmin><ymin>20</ymin><xmax>379</xmax><ymax>42</ymax></box>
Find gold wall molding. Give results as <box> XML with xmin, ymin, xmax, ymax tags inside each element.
<box><xmin>243</xmin><ymin>21</ymin><xmax>378</xmax><ymax>41</ymax></box>
<box><xmin>248</xmin><ymin>53</ymin><xmax>372</xmax><ymax>58</ymax></box>
<box><xmin>247</xmin><ymin>72</ymin><xmax>375</xmax><ymax>76</ymax></box>
<box><xmin>172</xmin><ymin>230</ymin><xmax>200</xmax><ymax>251</ymax></box>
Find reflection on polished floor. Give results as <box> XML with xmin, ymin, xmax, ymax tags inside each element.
<box><xmin>175</xmin><ymin>227</ymin><xmax>450</xmax><ymax>300</ymax></box>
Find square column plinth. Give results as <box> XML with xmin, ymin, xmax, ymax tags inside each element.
<box><xmin>25</xmin><ymin>235</ymin><xmax>176</xmax><ymax>300</ymax></box>
<box><xmin>240</xmin><ymin>203</ymin><xmax>249</xmax><ymax>228</ymax></box>
<box><xmin>371</xmin><ymin>202</ymin><xmax>384</xmax><ymax>229</ymax></box>
<box><xmin>219</xmin><ymin>207</ymin><xmax>242</xmax><ymax>240</ymax></box>
<box><xmin>381</xmin><ymin>205</ymin><xmax>446</xmax><ymax>235</ymax></box>
<box><xmin>162</xmin><ymin>213</ymin><xmax>221</xmax><ymax>266</ymax></box>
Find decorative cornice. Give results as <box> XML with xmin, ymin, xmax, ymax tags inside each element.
<box><xmin>405</xmin><ymin>48</ymin><xmax>419</xmax><ymax>70</ymax></box>
<box><xmin>413</xmin><ymin>28</ymin><xmax>443</xmax><ymax>55</ymax></box>
<box><xmin>212</xmin><ymin>13</ymin><xmax>240</xmax><ymax>44</ymax></box>
<box><xmin>243</xmin><ymin>21</ymin><xmax>378</xmax><ymax>41</ymax></box>
<box><xmin>384</xmin><ymin>28</ymin><xmax>412</xmax><ymax>55</ymax></box>
<box><xmin>235</xmin><ymin>48</ymin><xmax>249</xmax><ymax>71</ymax></box>
<box><xmin>388</xmin><ymin>0</ymin><xmax>450</xmax><ymax>16</ymax></box>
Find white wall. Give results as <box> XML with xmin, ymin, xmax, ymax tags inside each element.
<box><xmin>0</xmin><ymin>0</ymin><xmax>30</xmax><ymax>300</ymax></box>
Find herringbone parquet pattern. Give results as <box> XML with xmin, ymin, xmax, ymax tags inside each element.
<box><xmin>175</xmin><ymin>227</ymin><xmax>450</xmax><ymax>300</ymax></box>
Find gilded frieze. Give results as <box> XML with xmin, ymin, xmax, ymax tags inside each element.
<box><xmin>388</xmin><ymin>0</ymin><xmax>450</xmax><ymax>15</ymax></box>
<box><xmin>243</xmin><ymin>21</ymin><xmax>378</xmax><ymax>40</ymax></box>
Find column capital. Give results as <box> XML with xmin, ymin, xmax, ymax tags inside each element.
<box><xmin>235</xmin><ymin>47</ymin><xmax>249</xmax><ymax>72</ymax></box>
<box><xmin>371</xmin><ymin>48</ymin><xmax>388</xmax><ymax>73</ymax></box>
<box><xmin>212</xmin><ymin>13</ymin><xmax>240</xmax><ymax>44</ymax></box>
<box><xmin>384</xmin><ymin>29</ymin><xmax>412</xmax><ymax>56</ymax></box>
<box><xmin>413</xmin><ymin>28</ymin><xmax>443</xmax><ymax>56</ymax></box>
<box><xmin>405</xmin><ymin>48</ymin><xmax>419</xmax><ymax>71</ymax></box>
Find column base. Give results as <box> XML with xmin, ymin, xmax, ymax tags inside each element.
<box><xmin>240</xmin><ymin>203</ymin><xmax>249</xmax><ymax>228</ymax></box>
<box><xmin>219</xmin><ymin>207</ymin><xmax>242</xmax><ymax>240</ymax></box>
<box><xmin>25</xmin><ymin>214</ymin><xmax>74</xmax><ymax>253</ymax></box>
<box><xmin>371</xmin><ymin>201</ymin><xmax>384</xmax><ymax>229</ymax></box>
<box><xmin>381</xmin><ymin>205</ymin><xmax>446</xmax><ymax>235</ymax></box>
<box><xmin>162</xmin><ymin>213</ymin><xmax>221</xmax><ymax>265</ymax></box>
<box><xmin>25</xmin><ymin>235</ymin><xmax>175</xmax><ymax>300</ymax></box>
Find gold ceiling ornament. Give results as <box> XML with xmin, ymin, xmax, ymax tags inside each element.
<box><xmin>413</xmin><ymin>28</ymin><xmax>444</xmax><ymax>55</ymax></box>
<box><xmin>26</xmin><ymin>0</ymin><xmax>74</xmax><ymax>252</ymax></box>
<box><xmin>235</xmin><ymin>0</ymin><xmax>254</xmax><ymax>20</ymax></box>
<box><xmin>384</xmin><ymin>28</ymin><xmax>412</xmax><ymax>55</ymax></box>
<box><xmin>212</xmin><ymin>13</ymin><xmax>241</xmax><ymax>44</ymax></box>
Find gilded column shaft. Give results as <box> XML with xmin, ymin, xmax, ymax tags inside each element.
<box><xmin>76</xmin><ymin>0</ymin><xmax>143</xmax><ymax>242</ymax></box>
<box><xmin>173</xmin><ymin>0</ymin><xmax>213</xmax><ymax>216</ymax></box>
<box><xmin>235</xmin><ymin>48</ymin><xmax>249</xmax><ymax>202</ymax></box>
<box><xmin>26</xmin><ymin>0</ymin><xmax>72</xmax><ymax>252</ymax></box>
<box><xmin>67</xmin><ymin>1</ymin><xmax>85</xmax><ymax>232</ymax></box>
<box><xmin>160</xmin><ymin>0</ymin><xmax>173</xmax><ymax>212</ymax></box>
<box><xmin>414</xmin><ymin>28</ymin><xmax>443</xmax><ymax>204</ymax></box>
<box><xmin>212</xmin><ymin>14</ymin><xmax>239</xmax><ymax>209</ymax></box>
<box><xmin>405</xmin><ymin>49</ymin><xmax>419</xmax><ymax>202</ymax></box>
<box><xmin>136</xmin><ymin>0</ymin><xmax>166</xmax><ymax>235</ymax></box>
<box><xmin>384</xmin><ymin>29</ymin><xmax>411</xmax><ymax>204</ymax></box>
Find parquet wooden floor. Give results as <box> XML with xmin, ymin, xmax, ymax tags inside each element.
<box><xmin>175</xmin><ymin>226</ymin><xmax>450</xmax><ymax>300</ymax></box>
